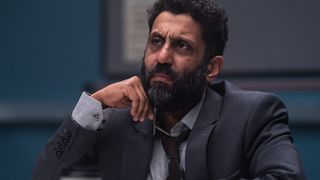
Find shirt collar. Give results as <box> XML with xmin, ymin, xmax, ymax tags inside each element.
<box><xmin>153</xmin><ymin>91</ymin><xmax>206</xmax><ymax>137</ymax></box>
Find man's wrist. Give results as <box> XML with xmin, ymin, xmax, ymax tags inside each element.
<box><xmin>91</xmin><ymin>91</ymin><xmax>110</xmax><ymax>109</ymax></box>
<box><xmin>72</xmin><ymin>92</ymin><xmax>104</xmax><ymax>130</ymax></box>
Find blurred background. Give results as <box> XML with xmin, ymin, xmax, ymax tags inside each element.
<box><xmin>0</xmin><ymin>0</ymin><xmax>319</xmax><ymax>179</ymax></box>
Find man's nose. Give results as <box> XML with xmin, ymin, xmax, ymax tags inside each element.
<box><xmin>156</xmin><ymin>43</ymin><xmax>173</xmax><ymax>64</ymax></box>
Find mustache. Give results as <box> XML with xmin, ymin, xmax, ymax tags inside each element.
<box><xmin>146</xmin><ymin>63</ymin><xmax>177</xmax><ymax>80</ymax></box>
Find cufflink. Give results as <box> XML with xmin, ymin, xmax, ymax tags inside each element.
<box><xmin>92</xmin><ymin>113</ymin><xmax>100</xmax><ymax>121</ymax></box>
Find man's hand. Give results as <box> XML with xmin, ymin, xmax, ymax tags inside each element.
<box><xmin>91</xmin><ymin>76</ymin><xmax>154</xmax><ymax>122</ymax></box>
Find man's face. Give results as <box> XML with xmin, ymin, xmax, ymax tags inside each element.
<box><xmin>140</xmin><ymin>11</ymin><xmax>208</xmax><ymax>114</ymax></box>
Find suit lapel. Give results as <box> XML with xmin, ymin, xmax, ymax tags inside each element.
<box><xmin>119</xmin><ymin>82</ymin><xmax>225</xmax><ymax>180</ymax></box>
<box><xmin>120</xmin><ymin>120</ymin><xmax>154</xmax><ymax>180</ymax></box>
<box><xmin>185</xmin><ymin>88</ymin><xmax>223</xmax><ymax>180</ymax></box>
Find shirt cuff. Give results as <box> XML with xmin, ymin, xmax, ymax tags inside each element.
<box><xmin>72</xmin><ymin>92</ymin><xmax>104</xmax><ymax>130</ymax></box>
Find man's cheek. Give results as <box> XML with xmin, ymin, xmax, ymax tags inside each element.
<box><xmin>144</xmin><ymin>54</ymin><xmax>157</xmax><ymax>68</ymax></box>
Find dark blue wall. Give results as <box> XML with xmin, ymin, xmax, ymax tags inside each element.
<box><xmin>0</xmin><ymin>0</ymin><xmax>102</xmax><ymax>103</ymax></box>
<box><xmin>0</xmin><ymin>0</ymin><xmax>319</xmax><ymax>179</ymax></box>
<box><xmin>0</xmin><ymin>0</ymin><xmax>102</xmax><ymax>179</ymax></box>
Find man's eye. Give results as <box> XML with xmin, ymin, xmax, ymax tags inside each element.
<box><xmin>151</xmin><ymin>37</ymin><xmax>163</xmax><ymax>46</ymax></box>
<box><xmin>176</xmin><ymin>41</ymin><xmax>190</xmax><ymax>49</ymax></box>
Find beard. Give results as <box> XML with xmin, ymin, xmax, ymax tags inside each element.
<box><xmin>140</xmin><ymin>59</ymin><xmax>209</xmax><ymax>115</ymax></box>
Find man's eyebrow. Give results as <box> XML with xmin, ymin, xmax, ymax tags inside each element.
<box><xmin>149</xmin><ymin>31</ymin><xmax>196</xmax><ymax>46</ymax></box>
<box><xmin>149</xmin><ymin>31</ymin><xmax>162</xmax><ymax>37</ymax></box>
<box><xmin>169</xmin><ymin>36</ymin><xmax>195</xmax><ymax>47</ymax></box>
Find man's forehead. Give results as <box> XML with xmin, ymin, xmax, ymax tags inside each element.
<box><xmin>150</xmin><ymin>11</ymin><xmax>202</xmax><ymax>40</ymax></box>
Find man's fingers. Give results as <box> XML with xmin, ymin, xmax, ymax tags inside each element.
<box><xmin>123</xmin><ymin>89</ymin><xmax>147</xmax><ymax>122</ymax></box>
<box><xmin>148</xmin><ymin>108</ymin><xmax>155</xmax><ymax>120</ymax></box>
<box><xmin>135</xmin><ymin>77</ymin><xmax>155</xmax><ymax>121</ymax></box>
<box><xmin>126</xmin><ymin>76</ymin><xmax>151</xmax><ymax>122</ymax></box>
<box><xmin>136</xmin><ymin>83</ymin><xmax>155</xmax><ymax>121</ymax></box>
<box><xmin>135</xmin><ymin>83</ymin><xmax>150</xmax><ymax>121</ymax></box>
<box><xmin>135</xmin><ymin>89</ymin><xmax>147</xmax><ymax>121</ymax></box>
<box><xmin>111</xmin><ymin>76</ymin><xmax>152</xmax><ymax>122</ymax></box>
<box><xmin>122</xmin><ymin>89</ymin><xmax>139</xmax><ymax>121</ymax></box>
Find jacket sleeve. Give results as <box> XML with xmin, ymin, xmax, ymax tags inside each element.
<box><xmin>244</xmin><ymin>93</ymin><xmax>306</xmax><ymax>179</ymax></box>
<box><xmin>32</xmin><ymin>116</ymin><xmax>100</xmax><ymax>180</ymax></box>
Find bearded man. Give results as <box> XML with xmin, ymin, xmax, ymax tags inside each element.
<box><xmin>33</xmin><ymin>0</ymin><xmax>305</xmax><ymax>179</ymax></box>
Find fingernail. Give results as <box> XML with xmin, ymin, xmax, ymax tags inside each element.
<box><xmin>133</xmin><ymin>117</ymin><xmax>138</xmax><ymax>121</ymax></box>
<box><xmin>149</xmin><ymin>114</ymin><xmax>155</xmax><ymax>120</ymax></box>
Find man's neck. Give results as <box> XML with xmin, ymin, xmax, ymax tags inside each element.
<box><xmin>158</xmin><ymin>108</ymin><xmax>191</xmax><ymax>132</ymax></box>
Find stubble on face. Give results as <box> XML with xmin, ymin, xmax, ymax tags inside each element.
<box><xmin>140</xmin><ymin>58</ymin><xmax>208</xmax><ymax>116</ymax></box>
<box><xmin>140</xmin><ymin>12</ymin><xmax>210</xmax><ymax>120</ymax></box>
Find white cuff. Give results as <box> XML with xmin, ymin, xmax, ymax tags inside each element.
<box><xmin>72</xmin><ymin>92</ymin><xmax>104</xmax><ymax>130</ymax></box>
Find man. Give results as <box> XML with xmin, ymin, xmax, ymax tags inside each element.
<box><xmin>33</xmin><ymin>0</ymin><xmax>305</xmax><ymax>179</ymax></box>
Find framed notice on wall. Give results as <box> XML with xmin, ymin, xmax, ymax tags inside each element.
<box><xmin>103</xmin><ymin>0</ymin><xmax>320</xmax><ymax>79</ymax></box>
<box><xmin>103</xmin><ymin>0</ymin><xmax>154</xmax><ymax>77</ymax></box>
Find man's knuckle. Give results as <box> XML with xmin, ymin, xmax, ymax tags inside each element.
<box><xmin>131</xmin><ymin>76</ymin><xmax>141</xmax><ymax>83</ymax></box>
<box><xmin>133</xmin><ymin>96</ymin><xmax>139</xmax><ymax>102</ymax></box>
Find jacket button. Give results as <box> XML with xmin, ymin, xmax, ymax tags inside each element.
<box><xmin>66</xmin><ymin>132</ymin><xmax>71</xmax><ymax>138</ymax></box>
<box><xmin>92</xmin><ymin>113</ymin><xmax>100</xmax><ymax>121</ymax></box>
<box><xmin>59</xmin><ymin>145</ymin><xmax>64</xmax><ymax>150</ymax></box>
<box><xmin>63</xmin><ymin>139</ymin><xmax>69</xmax><ymax>144</ymax></box>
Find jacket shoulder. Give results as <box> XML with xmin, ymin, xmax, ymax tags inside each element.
<box><xmin>210</xmin><ymin>80</ymin><xmax>283</xmax><ymax>103</ymax></box>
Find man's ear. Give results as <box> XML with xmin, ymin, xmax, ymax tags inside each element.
<box><xmin>206</xmin><ymin>56</ymin><xmax>224</xmax><ymax>83</ymax></box>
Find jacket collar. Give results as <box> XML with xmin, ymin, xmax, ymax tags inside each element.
<box><xmin>130</xmin><ymin>81</ymin><xmax>225</xmax><ymax>180</ymax></box>
<box><xmin>185</xmin><ymin>85</ymin><xmax>223</xmax><ymax>180</ymax></box>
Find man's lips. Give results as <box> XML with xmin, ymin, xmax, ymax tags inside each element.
<box><xmin>151</xmin><ymin>73</ymin><xmax>173</xmax><ymax>84</ymax></box>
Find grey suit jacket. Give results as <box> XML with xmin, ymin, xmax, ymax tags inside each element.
<box><xmin>33</xmin><ymin>81</ymin><xmax>305</xmax><ymax>180</ymax></box>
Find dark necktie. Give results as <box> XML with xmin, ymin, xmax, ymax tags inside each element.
<box><xmin>159</xmin><ymin>129</ymin><xmax>191</xmax><ymax>180</ymax></box>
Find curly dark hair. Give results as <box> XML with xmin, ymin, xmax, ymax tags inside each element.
<box><xmin>147</xmin><ymin>0</ymin><xmax>228</xmax><ymax>60</ymax></box>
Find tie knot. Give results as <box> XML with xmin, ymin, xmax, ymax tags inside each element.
<box><xmin>159</xmin><ymin>129</ymin><xmax>190</xmax><ymax>159</ymax></box>
<box><xmin>157</xmin><ymin>129</ymin><xmax>190</xmax><ymax>180</ymax></box>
